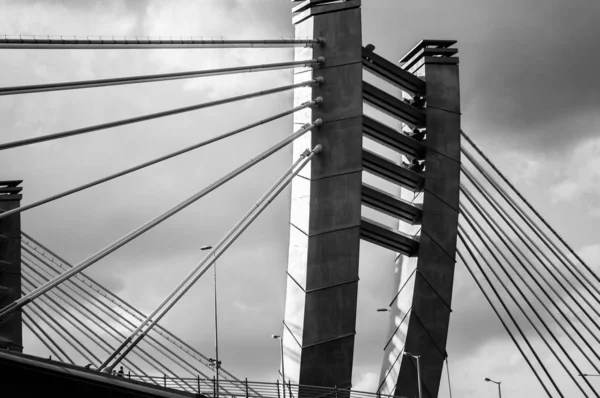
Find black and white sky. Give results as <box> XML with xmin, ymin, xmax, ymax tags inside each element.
<box><xmin>0</xmin><ymin>1</ymin><xmax>599</xmax><ymax>397</ymax></box>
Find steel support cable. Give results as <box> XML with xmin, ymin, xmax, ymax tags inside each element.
<box><xmin>22</xmin><ymin>241</ymin><xmax>252</xmax><ymax>397</ymax></box>
<box><xmin>377</xmin><ymin>311</ymin><xmax>411</xmax><ymax>393</ymax></box>
<box><xmin>0</xmin><ymin>119</ymin><xmax>322</xmax><ymax>320</ymax></box>
<box><xmin>0</xmin><ymin>36</ymin><xmax>325</xmax><ymax>49</ymax></box>
<box><xmin>461</xmin><ymin>185</ymin><xmax>600</xmax><ymax>368</ymax></box>
<box><xmin>0</xmin><ymin>97</ymin><xmax>322</xmax><ymax>221</ymax></box>
<box><xmin>23</xmin><ymin>272</ymin><xmax>173</xmax><ymax>389</ymax></box>
<box><xmin>21</xmin><ymin>249</ymin><xmax>217</xmax><ymax>390</ymax></box>
<box><xmin>461</xmin><ymin>167</ymin><xmax>600</xmax><ymax>329</ymax></box>
<box><xmin>21</xmin><ymin>261</ymin><xmax>160</xmax><ymax>383</ymax></box>
<box><xmin>459</xmin><ymin>211</ymin><xmax>597</xmax><ymax>397</ymax></box>
<box><xmin>22</xmin><ymin>263</ymin><xmax>218</xmax><ymax>393</ymax></box>
<box><xmin>445</xmin><ymin>357</ymin><xmax>453</xmax><ymax>398</ymax></box>
<box><xmin>461</xmin><ymin>131</ymin><xmax>600</xmax><ymax>286</ymax></box>
<box><xmin>25</xmin><ymin>301</ymin><xmax>95</xmax><ymax>365</ymax></box>
<box><xmin>0</xmin><ymin>78</ymin><xmax>322</xmax><ymax>151</ymax></box>
<box><xmin>20</xmin><ymin>236</ymin><xmax>237</xmax><ymax>386</ymax></box>
<box><xmin>22</xmin><ymin>310</ymin><xmax>70</xmax><ymax>363</ymax></box>
<box><xmin>22</xmin><ymin>279</ymin><xmax>103</xmax><ymax>365</ymax></box>
<box><xmin>461</xmin><ymin>149</ymin><xmax>600</xmax><ymax>305</ymax></box>
<box><xmin>0</xmin><ymin>58</ymin><xmax>324</xmax><ymax>96</ymax></box>
<box><xmin>103</xmin><ymin>145</ymin><xmax>322</xmax><ymax>371</ymax></box>
<box><xmin>456</xmin><ymin>243</ymin><xmax>557</xmax><ymax>398</ymax></box>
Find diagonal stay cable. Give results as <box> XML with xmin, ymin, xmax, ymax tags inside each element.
<box><xmin>23</xmin><ymin>310</ymin><xmax>72</xmax><ymax>364</ymax></box>
<box><xmin>21</xmin><ymin>262</ymin><xmax>157</xmax><ymax>380</ymax></box>
<box><xmin>0</xmin><ymin>78</ymin><xmax>321</xmax><ymax>151</ymax></box>
<box><xmin>461</xmin><ymin>130</ymin><xmax>600</xmax><ymax>286</ymax></box>
<box><xmin>456</xmin><ymin>242</ymin><xmax>557</xmax><ymax>398</ymax></box>
<box><xmin>0</xmin><ymin>58</ymin><xmax>323</xmax><ymax>96</ymax></box>
<box><xmin>23</xmin><ymin>277</ymin><xmax>190</xmax><ymax>390</ymax></box>
<box><xmin>459</xmin><ymin>210</ymin><xmax>596</xmax><ymax>397</ymax></box>
<box><xmin>0</xmin><ymin>36</ymin><xmax>325</xmax><ymax>49</ymax></box>
<box><xmin>461</xmin><ymin>186</ymin><xmax>600</xmax><ymax>369</ymax></box>
<box><xmin>22</xmin><ymin>279</ymin><xmax>102</xmax><ymax>365</ymax></box>
<box><xmin>23</xmin><ymin>271</ymin><xmax>176</xmax><ymax>388</ymax></box>
<box><xmin>26</xmin><ymin>300</ymin><xmax>97</xmax><ymax>365</ymax></box>
<box><xmin>21</xmin><ymin>235</ymin><xmax>237</xmax><ymax>387</ymax></box>
<box><xmin>0</xmin><ymin>119</ymin><xmax>322</xmax><ymax>320</ymax></box>
<box><xmin>0</xmin><ymin>96</ymin><xmax>322</xmax><ymax>221</ymax></box>
<box><xmin>103</xmin><ymin>145</ymin><xmax>321</xmax><ymax>371</ymax></box>
<box><xmin>462</xmin><ymin>146</ymin><xmax>600</xmax><ymax>302</ymax></box>
<box><xmin>462</xmin><ymin>167</ymin><xmax>600</xmax><ymax>330</ymax></box>
<box><xmin>22</xmin><ymin>252</ymin><xmax>219</xmax><ymax>391</ymax></box>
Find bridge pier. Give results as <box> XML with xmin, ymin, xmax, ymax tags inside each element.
<box><xmin>0</xmin><ymin>180</ymin><xmax>23</xmax><ymax>352</ymax></box>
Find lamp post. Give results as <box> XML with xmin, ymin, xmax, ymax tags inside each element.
<box><xmin>201</xmin><ymin>245</ymin><xmax>220</xmax><ymax>397</ymax></box>
<box><xmin>485</xmin><ymin>377</ymin><xmax>502</xmax><ymax>398</ymax></box>
<box><xmin>272</xmin><ymin>334</ymin><xmax>286</xmax><ymax>398</ymax></box>
<box><xmin>404</xmin><ymin>352</ymin><xmax>422</xmax><ymax>398</ymax></box>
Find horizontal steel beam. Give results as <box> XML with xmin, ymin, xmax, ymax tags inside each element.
<box><xmin>0</xmin><ymin>58</ymin><xmax>324</xmax><ymax>96</ymax></box>
<box><xmin>399</xmin><ymin>40</ymin><xmax>457</xmax><ymax>64</ymax></box>
<box><xmin>362</xmin><ymin>149</ymin><xmax>424</xmax><ymax>192</ymax></box>
<box><xmin>292</xmin><ymin>0</ymin><xmax>361</xmax><ymax>24</ymax></box>
<box><xmin>362</xmin><ymin>116</ymin><xmax>425</xmax><ymax>160</ymax></box>
<box><xmin>361</xmin><ymin>183</ymin><xmax>422</xmax><ymax>225</ymax></box>
<box><xmin>0</xmin><ymin>181</ymin><xmax>22</xmax><ymax>187</ymax></box>
<box><xmin>0</xmin><ymin>187</ymin><xmax>22</xmax><ymax>194</ymax></box>
<box><xmin>360</xmin><ymin>217</ymin><xmax>418</xmax><ymax>256</ymax></box>
<box><xmin>0</xmin><ymin>195</ymin><xmax>21</xmax><ymax>202</ymax></box>
<box><xmin>362</xmin><ymin>47</ymin><xmax>425</xmax><ymax>96</ymax></box>
<box><xmin>363</xmin><ymin>82</ymin><xmax>425</xmax><ymax>128</ymax></box>
<box><xmin>0</xmin><ymin>37</ymin><xmax>324</xmax><ymax>49</ymax></box>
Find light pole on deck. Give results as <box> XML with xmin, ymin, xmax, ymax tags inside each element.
<box><xmin>272</xmin><ymin>334</ymin><xmax>286</xmax><ymax>398</ymax></box>
<box><xmin>404</xmin><ymin>352</ymin><xmax>422</xmax><ymax>398</ymax></box>
<box><xmin>485</xmin><ymin>377</ymin><xmax>502</xmax><ymax>398</ymax></box>
<box><xmin>201</xmin><ymin>245</ymin><xmax>220</xmax><ymax>397</ymax></box>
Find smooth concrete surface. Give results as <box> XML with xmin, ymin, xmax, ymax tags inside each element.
<box><xmin>283</xmin><ymin>2</ymin><xmax>363</xmax><ymax>390</ymax></box>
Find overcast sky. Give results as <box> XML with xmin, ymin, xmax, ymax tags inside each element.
<box><xmin>1</xmin><ymin>1</ymin><xmax>599</xmax><ymax>397</ymax></box>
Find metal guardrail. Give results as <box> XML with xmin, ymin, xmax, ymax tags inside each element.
<box><xmin>124</xmin><ymin>375</ymin><xmax>396</xmax><ymax>398</ymax></box>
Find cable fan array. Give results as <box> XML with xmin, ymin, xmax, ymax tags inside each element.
<box><xmin>0</xmin><ymin>34</ymin><xmax>326</xmax><ymax>391</ymax></box>
<box><xmin>458</xmin><ymin>131</ymin><xmax>600</xmax><ymax>398</ymax></box>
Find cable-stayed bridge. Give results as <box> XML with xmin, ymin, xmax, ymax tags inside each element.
<box><xmin>0</xmin><ymin>2</ymin><xmax>599</xmax><ymax>397</ymax></box>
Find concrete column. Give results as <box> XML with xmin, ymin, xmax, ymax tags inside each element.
<box><xmin>0</xmin><ymin>180</ymin><xmax>23</xmax><ymax>352</ymax></box>
<box><xmin>393</xmin><ymin>41</ymin><xmax>461</xmax><ymax>398</ymax></box>
<box><xmin>283</xmin><ymin>0</ymin><xmax>363</xmax><ymax>389</ymax></box>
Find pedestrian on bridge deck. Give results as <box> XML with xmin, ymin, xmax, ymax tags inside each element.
<box><xmin>117</xmin><ymin>366</ymin><xmax>124</xmax><ymax>377</ymax></box>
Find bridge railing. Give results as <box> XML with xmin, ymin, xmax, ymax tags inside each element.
<box><xmin>126</xmin><ymin>375</ymin><xmax>395</xmax><ymax>398</ymax></box>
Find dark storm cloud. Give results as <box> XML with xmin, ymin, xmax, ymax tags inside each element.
<box><xmin>469</xmin><ymin>0</ymin><xmax>600</xmax><ymax>151</ymax></box>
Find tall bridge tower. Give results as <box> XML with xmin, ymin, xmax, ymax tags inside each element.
<box><xmin>283</xmin><ymin>2</ymin><xmax>460</xmax><ymax>397</ymax></box>
<box><xmin>0</xmin><ymin>180</ymin><xmax>23</xmax><ymax>352</ymax></box>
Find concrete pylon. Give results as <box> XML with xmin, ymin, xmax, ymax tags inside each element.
<box><xmin>283</xmin><ymin>0</ymin><xmax>363</xmax><ymax>390</ymax></box>
<box><xmin>0</xmin><ymin>180</ymin><xmax>23</xmax><ymax>352</ymax></box>
<box><xmin>378</xmin><ymin>41</ymin><xmax>461</xmax><ymax>398</ymax></box>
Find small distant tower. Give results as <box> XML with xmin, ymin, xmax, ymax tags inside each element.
<box><xmin>0</xmin><ymin>180</ymin><xmax>23</xmax><ymax>352</ymax></box>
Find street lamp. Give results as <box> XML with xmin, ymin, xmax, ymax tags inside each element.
<box><xmin>485</xmin><ymin>377</ymin><xmax>502</xmax><ymax>398</ymax></box>
<box><xmin>404</xmin><ymin>352</ymin><xmax>422</xmax><ymax>398</ymax></box>
<box><xmin>201</xmin><ymin>245</ymin><xmax>220</xmax><ymax>397</ymax></box>
<box><xmin>272</xmin><ymin>334</ymin><xmax>286</xmax><ymax>398</ymax></box>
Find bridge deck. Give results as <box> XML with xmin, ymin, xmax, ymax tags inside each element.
<box><xmin>0</xmin><ymin>350</ymin><xmax>198</xmax><ymax>398</ymax></box>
